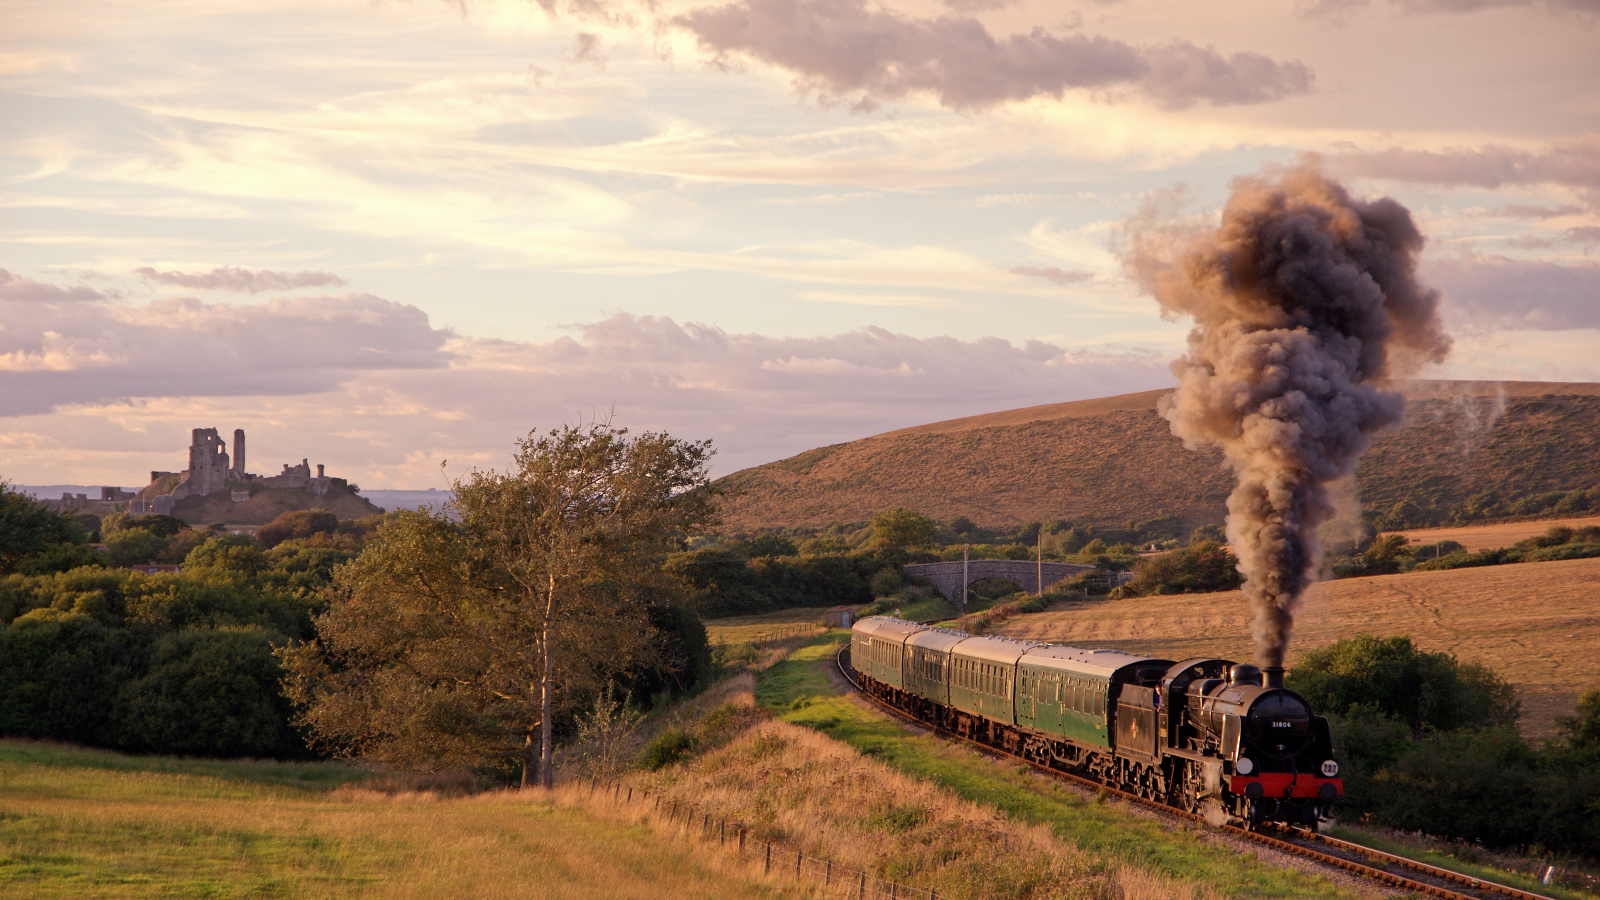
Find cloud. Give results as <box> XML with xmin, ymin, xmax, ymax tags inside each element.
<box><xmin>1323</xmin><ymin>136</ymin><xmax>1600</xmax><ymax>207</ymax></box>
<box><xmin>1010</xmin><ymin>265</ymin><xmax>1093</xmax><ymax>285</ymax></box>
<box><xmin>131</xmin><ymin>266</ymin><xmax>348</xmax><ymax>293</ymax></box>
<box><xmin>1493</xmin><ymin>204</ymin><xmax>1586</xmax><ymax>219</ymax></box>
<box><xmin>0</xmin><ymin>269</ymin><xmax>104</xmax><ymax>303</ymax></box>
<box><xmin>0</xmin><ymin>272</ymin><xmax>450</xmax><ymax>416</ymax></box>
<box><xmin>1426</xmin><ymin>254</ymin><xmax>1600</xmax><ymax>330</ymax></box>
<box><xmin>1298</xmin><ymin>0</ymin><xmax>1600</xmax><ymax>20</ymax></box>
<box><xmin>673</xmin><ymin>0</ymin><xmax>1313</xmax><ymax>111</ymax></box>
<box><xmin>0</xmin><ymin>279</ymin><xmax>1174</xmax><ymax>481</ymax></box>
<box><xmin>406</xmin><ymin>313</ymin><xmax>1173</xmax><ymax>471</ymax></box>
<box><xmin>1503</xmin><ymin>225</ymin><xmax>1600</xmax><ymax>249</ymax></box>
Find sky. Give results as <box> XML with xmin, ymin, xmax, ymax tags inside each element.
<box><xmin>3</xmin><ymin>0</ymin><xmax>1598</xmax><ymax>489</ymax></box>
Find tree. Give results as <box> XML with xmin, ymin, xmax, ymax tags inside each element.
<box><xmin>259</xmin><ymin>509</ymin><xmax>339</xmax><ymax>549</ymax></box>
<box><xmin>0</xmin><ymin>482</ymin><xmax>89</xmax><ymax>574</ymax></box>
<box><xmin>1287</xmin><ymin>633</ymin><xmax>1519</xmax><ymax>734</ymax></box>
<box><xmin>282</xmin><ymin>422</ymin><xmax>719</xmax><ymax>787</ymax></box>
<box><xmin>870</xmin><ymin>508</ymin><xmax>936</xmax><ymax>548</ymax></box>
<box><xmin>1122</xmin><ymin>541</ymin><xmax>1242</xmax><ymax>596</ymax></box>
<box><xmin>1557</xmin><ymin>688</ymin><xmax>1600</xmax><ymax>751</ymax></box>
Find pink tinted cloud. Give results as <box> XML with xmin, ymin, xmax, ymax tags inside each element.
<box><xmin>132</xmin><ymin>266</ymin><xmax>347</xmax><ymax>293</ymax></box>
<box><xmin>1</xmin><ymin>274</ymin><xmax>1174</xmax><ymax>476</ymax></box>
<box><xmin>1323</xmin><ymin>136</ymin><xmax>1600</xmax><ymax>208</ymax></box>
<box><xmin>674</xmin><ymin>0</ymin><xmax>1313</xmax><ymax>111</ymax></box>
<box><xmin>1425</xmin><ymin>255</ymin><xmax>1600</xmax><ymax>330</ymax></box>
<box><xmin>0</xmin><ymin>272</ymin><xmax>449</xmax><ymax>416</ymax></box>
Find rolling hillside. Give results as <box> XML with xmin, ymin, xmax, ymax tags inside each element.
<box><xmin>715</xmin><ymin>380</ymin><xmax>1600</xmax><ymax>532</ymax></box>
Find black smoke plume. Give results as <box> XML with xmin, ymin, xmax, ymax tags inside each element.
<box><xmin>1121</xmin><ymin>166</ymin><xmax>1451</xmax><ymax>667</ymax></box>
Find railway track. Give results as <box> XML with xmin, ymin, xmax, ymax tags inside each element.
<box><xmin>834</xmin><ymin>646</ymin><xmax>1558</xmax><ymax>900</ymax></box>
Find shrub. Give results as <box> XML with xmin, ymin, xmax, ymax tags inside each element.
<box><xmin>640</xmin><ymin>726</ymin><xmax>695</xmax><ymax>770</ymax></box>
<box><xmin>104</xmin><ymin>527</ymin><xmax>167</xmax><ymax>567</ymax></box>
<box><xmin>0</xmin><ymin>614</ymin><xmax>142</xmax><ymax>744</ymax></box>
<box><xmin>1557</xmin><ymin>688</ymin><xmax>1600</xmax><ymax>751</ymax></box>
<box><xmin>1288</xmin><ymin>634</ymin><xmax>1519</xmax><ymax>733</ymax></box>
<box><xmin>870</xmin><ymin>567</ymin><xmax>904</xmax><ymax>597</ymax></box>
<box><xmin>184</xmin><ymin>535</ymin><xmax>268</xmax><ymax>575</ymax></box>
<box><xmin>259</xmin><ymin>509</ymin><xmax>339</xmax><ymax>549</ymax></box>
<box><xmin>1120</xmin><ymin>541</ymin><xmax>1242</xmax><ymax>597</ymax></box>
<box><xmin>123</xmin><ymin>515</ymin><xmax>189</xmax><ymax>538</ymax></box>
<box><xmin>870</xmin><ymin>508</ymin><xmax>936</xmax><ymax>549</ymax></box>
<box><xmin>118</xmin><ymin>628</ymin><xmax>300</xmax><ymax>758</ymax></box>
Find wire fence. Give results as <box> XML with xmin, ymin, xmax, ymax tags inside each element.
<box><xmin>583</xmin><ymin>777</ymin><xmax>942</xmax><ymax>900</ymax></box>
<box><xmin>711</xmin><ymin>622</ymin><xmax>829</xmax><ymax>646</ymax></box>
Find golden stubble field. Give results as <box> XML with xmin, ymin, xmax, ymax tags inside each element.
<box><xmin>1395</xmin><ymin>516</ymin><xmax>1600</xmax><ymax>552</ymax></box>
<box><xmin>991</xmin><ymin>557</ymin><xmax>1600</xmax><ymax>739</ymax></box>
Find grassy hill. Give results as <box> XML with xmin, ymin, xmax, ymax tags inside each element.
<box><xmin>715</xmin><ymin>380</ymin><xmax>1600</xmax><ymax>532</ymax></box>
<box><xmin>172</xmin><ymin>485</ymin><xmax>384</xmax><ymax>526</ymax></box>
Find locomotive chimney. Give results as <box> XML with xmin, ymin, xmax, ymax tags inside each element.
<box><xmin>1263</xmin><ymin>666</ymin><xmax>1285</xmax><ymax>689</ymax></box>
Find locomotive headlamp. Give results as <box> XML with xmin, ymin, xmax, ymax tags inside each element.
<box><xmin>1235</xmin><ymin>756</ymin><xmax>1254</xmax><ymax>775</ymax></box>
<box><xmin>1320</xmin><ymin>759</ymin><xmax>1339</xmax><ymax>777</ymax></box>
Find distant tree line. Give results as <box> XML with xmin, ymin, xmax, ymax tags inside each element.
<box><xmin>1365</xmin><ymin>483</ymin><xmax>1600</xmax><ymax>532</ymax></box>
<box><xmin>1326</xmin><ymin>525</ymin><xmax>1600</xmax><ymax>580</ymax></box>
<box><xmin>1289</xmin><ymin>635</ymin><xmax>1600</xmax><ymax>858</ymax></box>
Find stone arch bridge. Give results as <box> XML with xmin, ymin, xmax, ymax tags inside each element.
<box><xmin>902</xmin><ymin>560</ymin><xmax>1095</xmax><ymax>613</ymax></box>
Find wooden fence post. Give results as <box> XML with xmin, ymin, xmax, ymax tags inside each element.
<box><xmin>859</xmin><ymin>871</ymin><xmax>866</xmax><ymax>899</ymax></box>
<box><xmin>765</xmin><ymin>842</ymin><xmax>771</xmax><ymax>874</ymax></box>
<box><xmin>826</xmin><ymin>860</ymin><xmax>832</xmax><ymax>886</ymax></box>
<box><xmin>795</xmin><ymin>850</ymin><xmax>801</xmax><ymax>877</ymax></box>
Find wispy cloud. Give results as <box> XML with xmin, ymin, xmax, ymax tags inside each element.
<box><xmin>1010</xmin><ymin>265</ymin><xmax>1094</xmax><ymax>285</ymax></box>
<box><xmin>132</xmin><ymin>266</ymin><xmax>347</xmax><ymax>293</ymax></box>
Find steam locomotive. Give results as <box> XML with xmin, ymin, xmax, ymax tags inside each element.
<box><xmin>848</xmin><ymin>616</ymin><xmax>1342</xmax><ymax>828</ymax></box>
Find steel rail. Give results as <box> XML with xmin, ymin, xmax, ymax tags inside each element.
<box><xmin>834</xmin><ymin>646</ymin><xmax>1557</xmax><ymax>900</ymax></box>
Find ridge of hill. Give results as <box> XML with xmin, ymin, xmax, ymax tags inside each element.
<box><xmin>714</xmin><ymin>380</ymin><xmax>1600</xmax><ymax>532</ymax></box>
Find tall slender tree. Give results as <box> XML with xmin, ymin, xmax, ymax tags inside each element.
<box><xmin>281</xmin><ymin>423</ymin><xmax>719</xmax><ymax>786</ymax></box>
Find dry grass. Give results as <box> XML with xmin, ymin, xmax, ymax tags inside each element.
<box><xmin>0</xmin><ymin>739</ymin><xmax>797</xmax><ymax>899</ymax></box>
<box><xmin>1393</xmin><ymin>515</ymin><xmax>1600</xmax><ymax>552</ymax></box>
<box><xmin>705</xmin><ymin>607</ymin><xmax>835</xmax><ymax>645</ymax></box>
<box><xmin>990</xmin><ymin>556</ymin><xmax>1600</xmax><ymax>738</ymax></box>
<box><xmin>558</xmin><ymin>680</ymin><xmax>1224</xmax><ymax>900</ymax></box>
<box><xmin>714</xmin><ymin>384</ymin><xmax>1600</xmax><ymax>530</ymax></box>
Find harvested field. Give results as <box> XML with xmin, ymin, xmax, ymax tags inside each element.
<box><xmin>1393</xmin><ymin>516</ymin><xmax>1600</xmax><ymax>552</ymax></box>
<box><xmin>990</xmin><ymin>557</ymin><xmax>1600</xmax><ymax>739</ymax></box>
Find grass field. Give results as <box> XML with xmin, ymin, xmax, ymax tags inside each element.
<box><xmin>703</xmin><ymin>606</ymin><xmax>834</xmax><ymax>644</ymax></box>
<box><xmin>0</xmin><ymin>741</ymin><xmax>797</xmax><ymax>899</ymax></box>
<box><xmin>989</xmin><ymin>556</ymin><xmax>1600</xmax><ymax>738</ymax></box>
<box><xmin>1394</xmin><ymin>515</ymin><xmax>1600</xmax><ymax>552</ymax></box>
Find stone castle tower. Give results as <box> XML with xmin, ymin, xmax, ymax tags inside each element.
<box><xmin>186</xmin><ymin>428</ymin><xmax>232</xmax><ymax>496</ymax></box>
<box><xmin>233</xmin><ymin>428</ymin><xmax>246</xmax><ymax>478</ymax></box>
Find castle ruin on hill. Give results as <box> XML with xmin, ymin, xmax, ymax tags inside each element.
<box><xmin>45</xmin><ymin>427</ymin><xmax>339</xmax><ymax>517</ymax></box>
